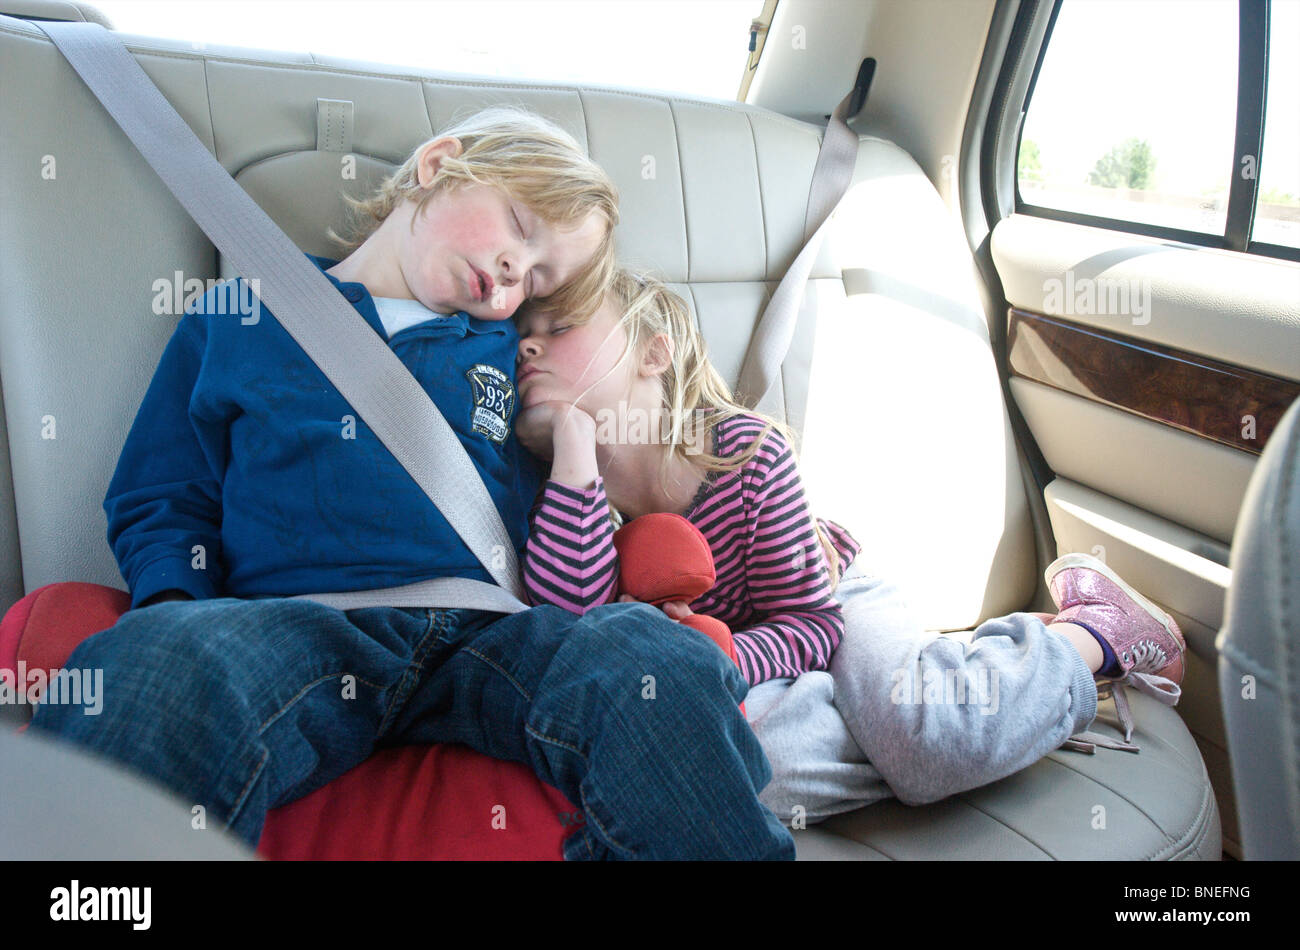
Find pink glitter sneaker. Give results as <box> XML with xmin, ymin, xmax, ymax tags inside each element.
<box><xmin>1045</xmin><ymin>553</ymin><xmax>1186</xmax><ymax>753</ymax></box>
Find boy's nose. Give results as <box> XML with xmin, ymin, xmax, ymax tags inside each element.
<box><xmin>498</xmin><ymin>253</ymin><xmax>523</xmax><ymax>287</ymax></box>
<box><xmin>518</xmin><ymin>337</ymin><xmax>541</xmax><ymax>359</ymax></box>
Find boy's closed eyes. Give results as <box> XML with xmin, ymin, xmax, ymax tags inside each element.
<box><xmin>328</xmin><ymin>136</ymin><xmax>606</xmax><ymax>322</ymax></box>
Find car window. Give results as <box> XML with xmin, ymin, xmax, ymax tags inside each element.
<box><xmin>1253</xmin><ymin>0</ymin><xmax>1300</xmax><ymax>249</ymax></box>
<box><xmin>1017</xmin><ymin>0</ymin><xmax>1239</xmax><ymax>237</ymax></box>
<box><xmin>92</xmin><ymin>0</ymin><xmax>764</xmax><ymax>100</ymax></box>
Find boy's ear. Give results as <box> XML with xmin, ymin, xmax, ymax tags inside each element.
<box><xmin>640</xmin><ymin>333</ymin><xmax>674</xmax><ymax>378</ymax></box>
<box><xmin>416</xmin><ymin>136</ymin><xmax>464</xmax><ymax>189</ymax></box>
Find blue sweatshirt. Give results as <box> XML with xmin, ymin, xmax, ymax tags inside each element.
<box><xmin>104</xmin><ymin>254</ymin><xmax>539</xmax><ymax>609</ymax></box>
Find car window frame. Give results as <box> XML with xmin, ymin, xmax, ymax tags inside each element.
<box><xmin>1013</xmin><ymin>0</ymin><xmax>1298</xmax><ymax>263</ymax></box>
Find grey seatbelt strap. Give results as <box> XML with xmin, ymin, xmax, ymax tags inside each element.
<box><xmin>37</xmin><ymin>21</ymin><xmax>528</xmax><ymax>612</ymax></box>
<box><xmin>289</xmin><ymin>576</ymin><xmax>528</xmax><ymax>614</ymax></box>
<box><xmin>735</xmin><ymin>90</ymin><xmax>860</xmax><ymax>413</ymax></box>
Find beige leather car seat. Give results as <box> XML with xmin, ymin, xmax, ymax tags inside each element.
<box><xmin>0</xmin><ymin>7</ymin><xmax>1220</xmax><ymax>859</ymax></box>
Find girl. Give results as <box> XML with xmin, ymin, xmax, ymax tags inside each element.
<box><xmin>513</xmin><ymin>268</ymin><xmax>1187</xmax><ymax>823</ymax></box>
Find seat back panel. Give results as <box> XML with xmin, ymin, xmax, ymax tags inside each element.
<box><xmin>0</xmin><ymin>14</ymin><xmax>1034</xmax><ymax>629</ymax></box>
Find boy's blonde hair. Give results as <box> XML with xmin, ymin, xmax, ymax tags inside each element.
<box><xmin>531</xmin><ymin>267</ymin><xmax>844</xmax><ymax>588</ymax></box>
<box><xmin>332</xmin><ymin>106</ymin><xmax>619</xmax><ymax>321</ymax></box>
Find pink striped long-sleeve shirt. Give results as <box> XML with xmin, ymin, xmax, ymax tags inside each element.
<box><xmin>523</xmin><ymin>412</ymin><xmax>861</xmax><ymax>686</ymax></box>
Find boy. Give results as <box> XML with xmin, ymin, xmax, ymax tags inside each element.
<box><xmin>30</xmin><ymin>108</ymin><xmax>793</xmax><ymax>860</ymax></box>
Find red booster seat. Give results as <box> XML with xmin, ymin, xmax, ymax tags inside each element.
<box><xmin>1</xmin><ymin>513</ymin><xmax>741</xmax><ymax>859</ymax></box>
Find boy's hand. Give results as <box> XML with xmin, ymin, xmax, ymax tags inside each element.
<box><xmin>516</xmin><ymin>400</ymin><xmax>595</xmax><ymax>460</ymax></box>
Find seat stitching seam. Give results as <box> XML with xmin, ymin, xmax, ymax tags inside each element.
<box><xmin>743</xmin><ymin>111</ymin><xmax>768</xmax><ymax>278</ymax></box>
<box><xmin>685</xmin><ymin>284</ymin><xmax>703</xmax><ymax>349</ymax></box>
<box><xmin>416</xmin><ymin>79</ymin><xmax>437</xmax><ymax>137</ymax></box>
<box><xmin>200</xmin><ymin>54</ymin><xmax>219</xmax><ymax>169</ymax></box>
<box><xmin>1276</xmin><ymin>412</ymin><xmax>1299</xmax><ymax>798</ymax></box>
<box><xmin>576</xmin><ymin>88</ymin><xmax>590</xmax><ymax>154</ymax></box>
<box><xmin>1042</xmin><ymin>751</ymin><xmax>1174</xmax><ymax>838</ymax></box>
<box><xmin>1093</xmin><ymin>690</ymin><xmax>1200</xmax><ymax>769</ymax></box>
<box><xmin>1151</xmin><ymin>781</ymin><xmax>1214</xmax><ymax>860</ymax></box>
<box><xmin>1219</xmin><ymin>642</ymin><xmax>1282</xmax><ymax>688</ymax></box>
<box><xmin>828</xmin><ymin>826</ymin><xmax>898</xmax><ymax>860</ymax></box>
<box><xmin>815</xmin><ymin>813</ymin><xmax>905</xmax><ymax>860</ymax></box>
<box><xmin>948</xmin><ymin>794</ymin><xmax>1056</xmax><ymax>858</ymax></box>
<box><xmin>1147</xmin><ymin>780</ymin><xmax>1213</xmax><ymax>859</ymax></box>
<box><xmin>667</xmin><ymin>99</ymin><xmax>691</xmax><ymax>281</ymax></box>
<box><xmin>1170</xmin><ymin>800</ymin><xmax>1213</xmax><ymax>860</ymax></box>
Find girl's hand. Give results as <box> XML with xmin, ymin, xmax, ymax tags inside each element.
<box><xmin>516</xmin><ymin>400</ymin><xmax>595</xmax><ymax>460</ymax></box>
<box><xmin>661</xmin><ymin>600</ymin><xmax>694</xmax><ymax>621</ymax></box>
<box><xmin>617</xmin><ymin>594</ymin><xmax>693</xmax><ymax>621</ymax></box>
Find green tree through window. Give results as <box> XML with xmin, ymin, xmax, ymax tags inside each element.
<box><xmin>1087</xmin><ymin>137</ymin><xmax>1157</xmax><ymax>189</ymax></box>
<box><xmin>1019</xmin><ymin>139</ymin><xmax>1044</xmax><ymax>182</ymax></box>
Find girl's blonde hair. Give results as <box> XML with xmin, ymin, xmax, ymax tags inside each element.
<box><xmin>331</xmin><ymin>106</ymin><xmax>619</xmax><ymax>321</ymax></box>
<box><xmin>530</xmin><ymin>267</ymin><xmax>844</xmax><ymax>588</ymax></box>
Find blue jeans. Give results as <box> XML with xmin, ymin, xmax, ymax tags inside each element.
<box><xmin>29</xmin><ymin>597</ymin><xmax>793</xmax><ymax>860</ymax></box>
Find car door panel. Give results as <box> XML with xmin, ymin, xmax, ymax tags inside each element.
<box><xmin>990</xmin><ymin>211</ymin><xmax>1300</xmax><ymax>856</ymax></box>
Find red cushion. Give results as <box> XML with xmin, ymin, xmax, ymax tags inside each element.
<box><xmin>681</xmin><ymin>613</ymin><xmax>739</xmax><ymax>665</ymax></box>
<box><xmin>2</xmin><ymin>582</ymin><xmax>574</xmax><ymax>860</ymax></box>
<box><xmin>613</xmin><ymin>513</ymin><xmax>715</xmax><ymax>604</ymax></box>
<box><xmin>0</xmin><ymin>582</ymin><xmax>130</xmax><ymax>677</ymax></box>
<box><xmin>257</xmin><ymin>744</ymin><xmax>576</xmax><ymax>860</ymax></box>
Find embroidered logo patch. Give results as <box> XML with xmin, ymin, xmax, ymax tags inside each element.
<box><xmin>466</xmin><ymin>363</ymin><xmax>515</xmax><ymax>444</ymax></box>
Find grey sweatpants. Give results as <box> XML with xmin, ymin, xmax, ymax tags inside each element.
<box><xmin>744</xmin><ymin>563</ymin><xmax>1099</xmax><ymax>825</ymax></box>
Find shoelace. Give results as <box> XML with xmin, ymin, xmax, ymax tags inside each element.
<box><xmin>1062</xmin><ymin>672</ymin><xmax>1182</xmax><ymax>754</ymax></box>
<box><xmin>1124</xmin><ymin>638</ymin><xmax>1170</xmax><ymax>673</ymax></box>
